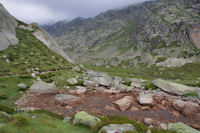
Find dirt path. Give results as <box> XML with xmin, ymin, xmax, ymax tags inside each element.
<box><xmin>20</xmin><ymin>92</ymin><xmax>200</xmax><ymax>129</ymax></box>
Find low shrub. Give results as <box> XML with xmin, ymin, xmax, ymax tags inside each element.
<box><xmin>0</xmin><ymin>92</ymin><xmax>8</xmax><ymax>99</ymax></box>
<box><xmin>0</xmin><ymin>104</ymin><xmax>15</xmax><ymax>114</ymax></box>
<box><xmin>12</xmin><ymin>114</ymin><xmax>30</xmax><ymax>127</ymax></box>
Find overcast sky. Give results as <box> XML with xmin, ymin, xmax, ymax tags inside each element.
<box><xmin>0</xmin><ymin>0</ymin><xmax>148</xmax><ymax>24</ymax></box>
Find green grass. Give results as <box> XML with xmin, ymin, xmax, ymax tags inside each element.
<box><xmin>0</xmin><ymin>114</ymin><xmax>90</xmax><ymax>133</ymax></box>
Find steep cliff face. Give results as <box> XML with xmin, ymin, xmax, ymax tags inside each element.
<box><xmin>43</xmin><ymin>0</ymin><xmax>200</xmax><ymax>67</ymax></box>
<box><xmin>0</xmin><ymin>3</ymin><xmax>18</xmax><ymax>50</ymax></box>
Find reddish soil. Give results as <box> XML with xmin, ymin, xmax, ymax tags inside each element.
<box><xmin>22</xmin><ymin>92</ymin><xmax>200</xmax><ymax>129</ymax></box>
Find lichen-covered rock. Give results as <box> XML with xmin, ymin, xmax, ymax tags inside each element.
<box><xmin>168</xmin><ymin>122</ymin><xmax>200</xmax><ymax>133</ymax></box>
<box><xmin>72</xmin><ymin>111</ymin><xmax>101</xmax><ymax>128</ymax></box>
<box><xmin>30</xmin><ymin>81</ymin><xmax>57</xmax><ymax>94</ymax></box>
<box><xmin>152</xmin><ymin>79</ymin><xmax>196</xmax><ymax>95</ymax></box>
<box><xmin>98</xmin><ymin>124</ymin><xmax>136</xmax><ymax>133</ymax></box>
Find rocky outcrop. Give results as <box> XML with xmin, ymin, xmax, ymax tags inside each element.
<box><xmin>152</xmin><ymin>79</ymin><xmax>197</xmax><ymax>95</ymax></box>
<box><xmin>32</xmin><ymin>25</ymin><xmax>73</xmax><ymax>63</ymax></box>
<box><xmin>30</xmin><ymin>81</ymin><xmax>57</xmax><ymax>94</ymax></box>
<box><xmin>72</xmin><ymin>111</ymin><xmax>101</xmax><ymax>128</ymax></box>
<box><xmin>0</xmin><ymin>3</ymin><xmax>18</xmax><ymax>51</ymax></box>
<box><xmin>156</xmin><ymin>58</ymin><xmax>195</xmax><ymax>67</ymax></box>
<box><xmin>98</xmin><ymin>124</ymin><xmax>136</xmax><ymax>133</ymax></box>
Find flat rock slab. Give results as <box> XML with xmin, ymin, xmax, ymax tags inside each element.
<box><xmin>30</xmin><ymin>81</ymin><xmax>57</xmax><ymax>94</ymax></box>
<box><xmin>55</xmin><ymin>94</ymin><xmax>81</xmax><ymax>104</ymax></box>
<box><xmin>98</xmin><ymin>124</ymin><xmax>136</xmax><ymax>133</ymax></box>
<box><xmin>153</xmin><ymin>79</ymin><xmax>196</xmax><ymax>95</ymax></box>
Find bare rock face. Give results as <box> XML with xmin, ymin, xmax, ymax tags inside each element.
<box><xmin>190</xmin><ymin>24</ymin><xmax>200</xmax><ymax>49</ymax></box>
<box><xmin>113</xmin><ymin>96</ymin><xmax>133</xmax><ymax>111</ymax></box>
<box><xmin>0</xmin><ymin>3</ymin><xmax>18</xmax><ymax>51</ymax></box>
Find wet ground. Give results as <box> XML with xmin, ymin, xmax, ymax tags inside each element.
<box><xmin>21</xmin><ymin>91</ymin><xmax>200</xmax><ymax>129</ymax></box>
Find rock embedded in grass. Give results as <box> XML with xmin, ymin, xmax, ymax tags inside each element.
<box><xmin>72</xmin><ymin>111</ymin><xmax>101</xmax><ymax>128</ymax></box>
<box><xmin>30</xmin><ymin>81</ymin><xmax>57</xmax><ymax>94</ymax></box>
<box><xmin>98</xmin><ymin>124</ymin><xmax>136</xmax><ymax>133</ymax></box>
<box><xmin>17</xmin><ymin>83</ymin><xmax>27</xmax><ymax>89</ymax></box>
<box><xmin>67</xmin><ymin>78</ymin><xmax>78</xmax><ymax>85</ymax></box>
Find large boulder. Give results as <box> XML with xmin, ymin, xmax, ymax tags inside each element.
<box><xmin>0</xmin><ymin>4</ymin><xmax>18</xmax><ymax>51</ymax></box>
<box><xmin>30</xmin><ymin>81</ymin><xmax>57</xmax><ymax>94</ymax></box>
<box><xmin>137</xmin><ymin>93</ymin><xmax>153</xmax><ymax>105</ymax></box>
<box><xmin>168</xmin><ymin>122</ymin><xmax>200</xmax><ymax>133</ymax></box>
<box><xmin>55</xmin><ymin>94</ymin><xmax>81</xmax><ymax>104</ymax></box>
<box><xmin>152</xmin><ymin>79</ymin><xmax>197</xmax><ymax>95</ymax></box>
<box><xmin>113</xmin><ymin>96</ymin><xmax>133</xmax><ymax>111</ymax></box>
<box><xmin>98</xmin><ymin>124</ymin><xmax>136</xmax><ymax>133</ymax></box>
<box><xmin>89</xmin><ymin>76</ymin><xmax>112</xmax><ymax>87</ymax></box>
<box><xmin>72</xmin><ymin>111</ymin><xmax>101</xmax><ymax>128</ymax></box>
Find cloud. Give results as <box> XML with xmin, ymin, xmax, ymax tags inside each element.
<box><xmin>0</xmin><ymin>0</ymin><xmax>148</xmax><ymax>24</ymax></box>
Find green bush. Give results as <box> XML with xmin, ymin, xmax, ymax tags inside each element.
<box><xmin>0</xmin><ymin>92</ymin><xmax>8</xmax><ymax>99</ymax></box>
<box><xmin>12</xmin><ymin>114</ymin><xmax>30</xmax><ymax>127</ymax></box>
<box><xmin>156</xmin><ymin>57</ymin><xmax>167</xmax><ymax>63</ymax></box>
<box><xmin>144</xmin><ymin>83</ymin><xmax>157</xmax><ymax>90</ymax></box>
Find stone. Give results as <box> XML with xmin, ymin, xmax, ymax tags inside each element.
<box><xmin>144</xmin><ymin>118</ymin><xmax>155</xmax><ymax>126</ymax></box>
<box><xmin>67</xmin><ymin>78</ymin><xmax>78</xmax><ymax>85</ymax></box>
<box><xmin>168</xmin><ymin>122</ymin><xmax>200</xmax><ymax>133</ymax></box>
<box><xmin>130</xmin><ymin>106</ymin><xmax>140</xmax><ymax>112</ymax></box>
<box><xmin>73</xmin><ymin>111</ymin><xmax>101</xmax><ymax>128</ymax></box>
<box><xmin>159</xmin><ymin>123</ymin><xmax>168</xmax><ymax>130</ymax></box>
<box><xmin>98</xmin><ymin>124</ymin><xmax>136</xmax><ymax>133</ymax></box>
<box><xmin>65</xmin><ymin>105</ymin><xmax>73</xmax><ymax>110</ymax></box>
<box><xmin>152</xmin><ymin>79</ymin><xmax>197</xmax><ymax>95</ymax></box>
<box><xmin>173</xmin><ymin>100</ymin><xmax>200</xmax><ymax>118</ymax></box>
<box><xmin>0</xmin><ymin>123</ymin><xmax>6</xmax><ymax>128</ymax></box>
<box><xmin>30</xmin><ymin>81</ymin><xmax>57</xmax><ymax>94</ymax></box>
<box><xmin>75</xmin><ymin>86</ymin><xmax>86</xmax><ymax>94</ymax></box>
<box><xmin>63</xmin><ymin>117</ymin><xmax>72</xmax><ymax>122</ymax></box>
<box><xmin>55</xmin><ymin>94</ymin><xmax>81</xmax><ymax>104</ymax></box>
<box><xmin>73</xmin><ymin>66</ymin><xmax>81</xmax><ymax>72</ymax></box>
<box><xmin>104</xmin><ymin>105</ymin><xmax>116</xmax><ymax>111</ymax></box>
<box><xmin>131</xmin><ymin>82</ymin><xmax>142</xmax><ymax>88</ymax></box>
<box><xmin>0</xmin><ymin>111</ymin><xmax>11</xmax><ymax>118</ymax></box>
<box><xmin>89</xmin><ymin>72</ymin><xmax>112</xmax><ymax>86</ymax></box>
<box><xmin>113</xmin><ymin>96</ymin><xmax>133</xmax><ymax>111</ymax></box>
<box><xmin>17</xmin><ymin>83</ymin><xmax>27</xmax><ymax>89</ymax></box>
<box><xmin>111</xmin><ymin>76</ymin><xmax>122</xmax><ymax>87</ymax></box>
<box><xmin>137</xmin><ymin>93</ymin><xmax>153</xmax><ymax>105</ymax></box>
<box><xmin>83</xmin><ymin>80</ymin><xmax>99</xmax><ymax>88</ymax></box>
<box><xmin>146</xmin><ymin>129</ymin><xmax>151</xmax><ymax>133</ymax></box>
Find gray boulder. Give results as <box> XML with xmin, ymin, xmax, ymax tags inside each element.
<box><xmin>0</xmin><ymin>4</ymin><xmax>18</xmax><ymax>51</ymax></box>
<box><xmin>17</xmin><ymin>83</ymin><xmax>27</xmax><ymax>89</ymax></box>
<box><xmin>168</xmin><ymin>122</ymin><xmax>200</xmax><ymax>133</ymax></box>
<box><xmin>137</xmin><ymin>93</ymin><xmax>153</xmax><ymax>105</ymax></box>
<box><xmin>152</xmin><ymin>79</ymin><xmax>196</xmax><ymax>95</ymax></box>
<box><xmin>98</xmin><ymin>124</ymin><xmax>136</xmax><ymax>133</ymax></box>
<box><xmin>89</xmin><ymin>76</ymin><xmax>112</xmax><ymax>87</ymax></box>
<box><xmin>30</xmin><ymin>81</ymin><xmax>57</xmax><ymax>94</ymax></box>
<box><xmin>73</xmin><ymin>111</ymin><xmax>101</xmax><ymax>128</ymax></box>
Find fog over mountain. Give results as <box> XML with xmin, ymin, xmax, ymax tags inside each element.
<box><xmin>0</xmin><ymin>0</ymin><xmax>148</xmax><ymax>24</ymax></box>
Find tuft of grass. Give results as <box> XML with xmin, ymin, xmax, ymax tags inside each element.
<box><xmin>183</xmin><ymin>93</ymin><xmax>199</xmax><ymax>97</ymax></box>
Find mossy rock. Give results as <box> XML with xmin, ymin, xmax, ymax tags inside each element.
<box><xmin>168</xmin><ymin>122</ymin><xmax>200</xmax><ymax>133</ymax></box>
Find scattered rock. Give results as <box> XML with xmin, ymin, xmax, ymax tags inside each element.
<box><xmin>73</xmin><ymin>66</ymin><xmax>81</xmax><ymax>72</ymax></box>
<box><xmin>130</xmin><ymin>106</ymin><xmax>140</xmax><ymax>112</ymax></box>
<box><xmin>55</xmin><ymin>94</ymin><xmax>81</xmax><ymax>104</ymax></box>
<box><xmin>63</xmin><ymin>117</ymin><xmax>72</xmax><ymax>122</ymax></box>
<box><xmin>173</xmin><ymin>100</ymin><xmax>200</xmax><ymax>118</ymax></box>
<box><xmin>137</xmin><ymin>93</ymin><xmax>153</xmax><ymax>105</ymax></box>
<box><xmin>0</xmin><ymin>123</ymin><xmax>6</xmax><ymax>128</ymax></box>
<box><xmin>131</xmin><ymin>82</ymin><xmax>142</xmax><ymax>88</ymax></box>
<box><xmin>65</xmin><ymin>106</ymin><xmax>73</xmax><ymax>110</ymax></box>
<box><xmin>72</xmin><ymin>111</ymin><xmax>101</xmax><ymax>128</ymax></box>
<box><xmin>75</xmin><ymin>86</ymin><xmax>86</xmax><ymax>94</ymax></box>
<box><xmin>111</xmin><ymin>76</ymin><xmax>122</xmax><ymax>87</ymax></box>
<box><xmin>168</xmin><ymin>122</ymin><xmax>200</xmax><ymax>133</ymax></box>
<box><xmin>0</xmin><ymin>111</ymin><xmax>11</xmax><ymax>118</ymax></box>
<box><xmin>113</xmin><ymin>96</ymin><xmax>133</xmax><ymax>111</ymax></box>
<box><xmin>159</xmin><ymin>123</ymin><xmax>168</xmax><ymax>130</ymax></box>
<box><xmin>104</xmin><ymin>105</ymin><xmax>116</xmax><ymax>111</ymax></box>
<box><xmin>152</xmin><ymin>79</ymin><xmax>197</xmax><ymax>95</ymax></box>
<box><xmin>30</xmin><ymin>81</ymin><xmax>57</xmax><ymax>94</ymax></box>
<box><xmin>83</xmin><ymin>80</ymin><xmax>99</xmax><ymax>88</ymax></box>
<box><xmin>98</xmin><ymin>124</ymin><xmax>136</xmax><ymax>133</ymax></box>
<box><xmin>67</xmin><ymin>78</ymin><xmax>78</xmax><ymax>85</ymax></box>
<box><xmin>144</xmin><ymin>118</ymin><xmax>155</xmax><ymax>126</ymax></box>
<box><xmin>17</xmin><ymin>83</ymin><xmax>27</xmax><ymax>89</ymax></box>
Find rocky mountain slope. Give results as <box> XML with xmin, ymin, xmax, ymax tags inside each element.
<box><xmin>43</xmin><ymin>0</ymin><xmax>200</xmax><ymax>67</ymax></box>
